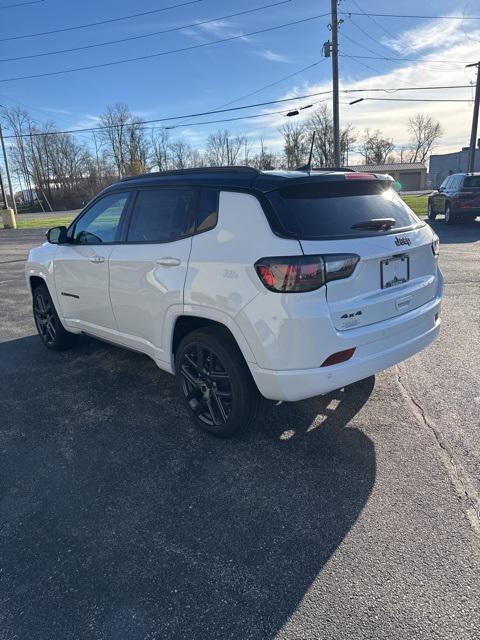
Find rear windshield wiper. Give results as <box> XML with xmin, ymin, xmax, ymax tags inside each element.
<box><xmin>351</xmin><ymin>218</ymin><xmax>396</xmax><ymax>231</ymax></box>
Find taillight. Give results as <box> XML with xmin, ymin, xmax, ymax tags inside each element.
<box><xmin>255</xmin><ymin>254</ymin><xmax>359</xmax><ymax>293</ymax></box>
<box><xmin>345</xmin><ymin>173</ymin><xmax>376</xmax><ymax>180</ymax></box>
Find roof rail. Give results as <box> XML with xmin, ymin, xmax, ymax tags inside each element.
<box><xmin>120</xmin><ymin>166</ymin><xmax>261</xmax><ymax>181</ymax></box>
<box><xmin>294</xmin><ymin>165</ymin><xmax>357</xmax><ymax>173</ymax></box>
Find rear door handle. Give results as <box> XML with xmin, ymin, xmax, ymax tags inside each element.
<box><xmin>89</xmin><ymin>255</ymin><xmax>105</xmax><ymax>264</ymax></box>
<box><xmin>156</xmin><ymin>257</ymin><xmax>181</xmax><ymax>267</ymax></box>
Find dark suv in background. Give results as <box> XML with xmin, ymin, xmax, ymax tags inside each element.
<box><xmin>428</xmin><ymin>173</ymin><xmax>480</xmax><ymax>224</ymax></box>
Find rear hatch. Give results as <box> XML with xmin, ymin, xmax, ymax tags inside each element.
<box><xmin>267</xmin><ymin>175</ymin><xmax>438</xmax><ymax>330</ymax></box>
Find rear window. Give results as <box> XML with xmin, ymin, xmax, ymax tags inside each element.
<box><xmin>267</xmin><ymin>180</ymin><xmax>422</xmax><ymax>239</ymax></box>
<box><xmin>463</xmin><ymin>176</ymin><xmax>480</xmax><ymax>188</ymax></box>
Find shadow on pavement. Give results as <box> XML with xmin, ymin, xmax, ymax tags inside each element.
<box><xmin>0</xmin><ymin>335</ymin><xmax>376</xmax><ymax>640</ymax></box>
<box><xmin>426</xmin><ymin>218</ymin><xmax>480</xmax><ymax>244</ymax></box>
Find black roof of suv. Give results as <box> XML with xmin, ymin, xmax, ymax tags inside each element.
<box><xmin>105</xmin><ymin>166</ymin><xmax>392</xmax><ymax>195</ymax></box>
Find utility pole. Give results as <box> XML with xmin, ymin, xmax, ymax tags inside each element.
<box><xmin>331</xmin><ymin>0</ymin><xmax>341</xmax><ymax>167</ymax></box>
<box><xmin>467</xmin><ymin>61</ymin><xmax>480</xmax><ymax>173</ymax></box>
<box><xmin>0</xmin><ymin>123</ymin><xmax>17</xmax><ymax>215</ymax></box>
<box><xmin>0</xmin><ymin>169</ymin><xmax>7</xmax><ymax>210</ymax></box>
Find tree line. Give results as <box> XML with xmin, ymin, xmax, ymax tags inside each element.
<box><xmin>1</xmin><ymin>102</ymin><xmax>442</xmax><ymax>211</ymax></box>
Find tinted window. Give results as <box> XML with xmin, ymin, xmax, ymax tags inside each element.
<box><xmin>127</xmin><ymin>188</ymin><xmax>196</xmax><ymax>243</ymax></box>
<box><xmin>267</xmin><ymin>180</ymin><xmax>421</xmax><ymax>239</ymax></box>
<box><xmin>73</xmin><ymin>192</ymin><xmax>129</xmax><ymax>244</ymax></box>
<box><xmin>441</xmin><ymin>177</ymin><xmax>452</xmax><ymax>189</ymax></box>
<box><xmin>464</xmin><ymin>176</ymin><xmax>480</xmax><ymax>188</ymax></box>
<box><xmin>197</xmin><ymin>188</ymin><xmax>218</xmax><ymax>232</ymax></box>
<box><xmin>451</xmin><ymin>176</ymin><xmax>461</xmax><ymax>189</ymax></box>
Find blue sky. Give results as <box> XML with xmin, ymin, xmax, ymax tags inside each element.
<box><xmin>0</xmin><ymin>0</ymin><xmax>479</xmax><ymax>158</ymax></box>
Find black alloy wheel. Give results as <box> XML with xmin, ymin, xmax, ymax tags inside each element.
<box><xmin>179</xmin><ymin>343</ymin><xmax>233</xmax><ymax>428</ymax></box>
<box><xmin>34</xmin><ymin>289</ymin><xmax>57</xmax><ymax>346</ymax></box>
<box><xmin>33</xmin><ymin>284</ymin><xmax>74</xmax><ymax>350</ymax></box>
<box><xmin>175</xmin><ymin>327</ymin><xmax>259</xmax><ymax>437</ymax></box>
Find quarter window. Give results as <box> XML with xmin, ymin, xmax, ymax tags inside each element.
<box><xmin>73</xmin><ymin>192</ymin><xmax>129</xmax><ymax>244</ymax></box>
<box><xmin>127</xmin><ymin>188</ymin><xmax>196</xmax><ymax>243</ymax></box>
<box><xmin>197</xmin><ymin>188</ymin><xmax>219</xmax><ymax>232</ymax></box>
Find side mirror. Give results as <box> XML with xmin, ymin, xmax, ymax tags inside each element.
<box><xmin>46</xmin><ymin>226</ymin><xmax>68</xmax><ymax>244</ymax></box>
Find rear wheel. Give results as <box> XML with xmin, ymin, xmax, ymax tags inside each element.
<box><xmin>427</xmin><ymin>202</ymin><xmax>436</xmax><ymax>220</ymax></box>
<box><xmin>444</xmin><ymin>204</ymin><xmax>456</xmax><ymax>225</ymax></box>
<box><xmin>33</xmin><ymin>284</ymin><xmax>74</xmax><ymax>350</ymax></box>
<box><xmin>175</xmin><ymin>327</ymin><xmax>259</xmax><ymax>437</ymax></box>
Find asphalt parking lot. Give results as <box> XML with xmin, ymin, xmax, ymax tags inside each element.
<box><xmin>0</xmin><ymin>222</ymin><xmax>479</xmax><ymax>640</ymax></box>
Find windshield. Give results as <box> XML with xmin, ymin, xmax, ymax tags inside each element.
<box><xmin>267</xmin><ymin>180</ymin><xmax>422</xmax><ymax>239</ymax></box>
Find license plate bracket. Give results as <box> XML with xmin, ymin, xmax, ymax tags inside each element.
<box><xmin>381</xmin><ymin>254</ymin><xmax>409</xmax><ymax>289</ymax></box>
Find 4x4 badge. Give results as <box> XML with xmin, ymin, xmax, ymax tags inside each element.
<box><xmin>395</xmin><ymin>236</ymin><xmax>411</xmax><ymax>246</ymax></box>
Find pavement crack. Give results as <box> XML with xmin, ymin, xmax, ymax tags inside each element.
<box><xmin>396</xmin><ymin>368</ymin><xmax>480</xmax><ymax>538</ymax></box>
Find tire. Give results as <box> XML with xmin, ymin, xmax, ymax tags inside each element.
<box><xmin>33</xmin><ymin>284</ymin><xmax>74</xmax><ymax>351</ymax></box>
<box><xmin>175</xmin><ymin>327</ymin><xmax>259</xmax><ymax>437</ymax></box>
<box><xmin>444</xmin><ymin>204</ymin><xmax>456</xmax><ymax>225</ymax></box>
<box><xmin>427</xmin><ymin>201</ymin><xmax>436</xmax><ymax>220</ymax></box>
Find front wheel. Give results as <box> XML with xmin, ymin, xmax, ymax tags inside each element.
<box><xmin>33</xmin><ymin>284</ymin><xmax>74</xmax><ymax>350</ymax></box>
<box><xmin>175</xmin><ymin>327</ymin><xmax>259</xmax><ymax>437</ymax></box>
<box><xmin>427</xmin><ymin>202</ymin><xmax>436</xmax><ymax>220</ymax></box>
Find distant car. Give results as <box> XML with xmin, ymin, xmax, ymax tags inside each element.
<box><xmin>26</xmin><ymin>167</ymin><xmax>443</xmax><ymax>437</ymax></box>
<box><xmin>428</xmin><ymin>173</ymin><xmax>480</xmax><ymax>224</ymax></box>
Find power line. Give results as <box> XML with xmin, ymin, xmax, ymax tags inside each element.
<box><xmin>0</xmin><ymin>0</ymin><xmax>44</xmax><ymax>8</ymax></box>
<box><xmin>215</xmin><ymin>59</ymin><xmax>326</xmax><ymax>110</ymax></box>
<box><xmin>352</xmin><ymin>97</ymin><xmax>472</xmax><ymax>103</ymax></box>
<box><xmin>2</xmin><ymin>83</ymin><xmax>472</xmax><ymax>138</ymax></box>
<box><xmin>163</xmin><ymin>102</ymin><xmax>322</xmax><ymax>130</ymax></box>
<box><xmin>340</xmin><ymin>54</ymin><xmax>473</xmax><ymax>65</ymax></box>
<box><xmin>0</xmin><ymin>0</ymin><xmax>293</xmax><ymax>62</ymax></box>
<box><xmin>343</xmin><ymin>85</ymin><xmax>472</xmax><ymax>93</ymax></box>
<box><xmin>2</xmin><ymin>91</ymin><xmax>332</xmax><ymax>138</ymax></box>
<box><xmin>341</xmin><ymin>31</ymin><xmax>388</xmax><ymax>59</ymax></box>
<box><xmin>340</xmin><ymin>11</ymin><xmax>480</xmax><ymax>20</ymax></box>
<box><xmin>0</xmin><ymin>13</ymin><xmax>329</xmax><ymax>84</ymax></box>
<box><xmin>0</xmin><ymin>0</ymin><xmax>203</xmax><ymax>42</ymax></box>
<box><xmin>347</xmin><ymin>0</ymin><xmax>397</xmax><ymax>40</ymax></box>
<box><xmin>347</xmin><ymin>15</ymin><xmax>396</xmax><ymax>53</ymax></box>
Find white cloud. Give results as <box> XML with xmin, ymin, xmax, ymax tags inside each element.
<box><xmin>256</xmin><ymin>49</ymin><xmax>291</xmax><ymax>63</ymax></box>
<box><xmin>382</xmin><ymin>15</ymin><xmax>466</xmax><ymax>55</ymax></box>
<box><xmin>250</xmin><ymin>18</ymin><xmax>480</xmax><ymax>164</ymax></box>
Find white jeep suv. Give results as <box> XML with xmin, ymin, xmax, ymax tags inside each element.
<box><xmin>26</xmin><ymin>167</ymin><xmax>443</xmax><ymax>436</ymax></box>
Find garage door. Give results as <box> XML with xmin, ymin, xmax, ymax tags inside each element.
<box><xmin>399</xmin><ymin>171</ymin><xmax>421</xmax><ymax>191</ymax></box>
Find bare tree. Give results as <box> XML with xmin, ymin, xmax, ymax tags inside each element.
<box><xmin>206</xmin><ymin>129</ymin><xmax>245</xmax><ymax>166</ymax></box>
<box><xmin>251</xmin><ymin>136</ymin><xmax>277</xmax><ymax>170</ymax></box>
<box><xmin>358</xmin><ymin>128</ymin><xmax>395</xmax><ymax>165</ymax></box>
<box><xmin>170</xmin><ymin>139</ymin><xmax>194</xmax><ymax>169</ymax></box>
<box><xmin>304</xmin><ymin>105</ymin><xmax>356</xmax><ymax>167</ymax></box>
<box><xmin>407</xmin><ymin>113</ymin><xmax>442</xmax><ymax>164</ymax></box>
<box><xmin>280</xmin><ymin>122</ymin><xmax>308</xmax><ymax>169</ymax></box>
<box><xmin>99</xmin><ymin>103</ymin><xmax>149</xmax><ymax>177</ymax></box>
<box><xmin>150</xmin><ymin>129</ymin><xmax>171</xmax><ymax>171</ymax></box>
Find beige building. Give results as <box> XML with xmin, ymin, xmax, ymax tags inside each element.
<box><xmin>348</xmin><ymin>162</ymin><xmax>427</xmax><ymax>191</ymax></box>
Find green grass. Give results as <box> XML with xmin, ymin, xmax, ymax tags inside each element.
<box><xmin>15</xmin><ymin>215</ymin><xmax>75</xmax><ymax>230</ymax></box>
<box><xmin>401</xmin><ymin>194</ymin><xmax>428</xmax><ymax>217</ymax></box>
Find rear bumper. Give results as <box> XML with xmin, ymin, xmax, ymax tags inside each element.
<box><xmin>249</xmin><ymin>271</ymin><xmax>443</xmax><ymax>402</ymax></box>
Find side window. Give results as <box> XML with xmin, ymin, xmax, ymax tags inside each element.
<box><xmin>197</xmin><ymin>188</ymin><xmax>219</xmax><ymax>233</ymax></box>
<box><xmin>127</xmin><ymin>188</ymin><xmax>196</xmax><ymax>243</ymax></box>
<box><xmin>73</xmin><ymin>192</ymin><xmax>129</xmax><ymax>244</ymax></box>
